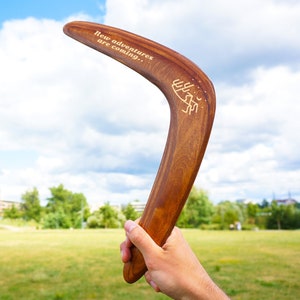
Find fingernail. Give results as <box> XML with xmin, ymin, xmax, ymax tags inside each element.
<box><xmin>125</xmin><ymin>220</ymin><xmax>137</xmax><ymax>233</ymax></box>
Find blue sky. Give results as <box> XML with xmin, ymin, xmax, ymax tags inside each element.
<box><xmin>1</xmin><ymin>0</ymin><xmax>300</xmax><ymax>207</ymax></box>
<box><xmin>0</xmin><ymin>0</ymin><xmax>105</xmax><ymax>24</ymax></box>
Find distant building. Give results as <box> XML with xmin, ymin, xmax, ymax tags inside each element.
<box><xmin>130</xmin><ymin>200</ymin><xmax>146</xmax><ymax>213</ymax></box>
<box><xmin>0</xmin><ymin>200</ymin><xmax>21</xmax><ymax>216</ymax></box>
<box><xmin>274</xmin><ymin>198</ymin><xmax>297</xmax><ymax>206</ymax></box>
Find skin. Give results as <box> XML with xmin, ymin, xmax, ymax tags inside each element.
<box><xmin>120</xmin><ymin>220</ymin><xmax>230</xmax><ymax>300</ymax></box>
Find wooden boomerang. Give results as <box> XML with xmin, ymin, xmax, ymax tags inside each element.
<box><xmin>63</xmin><ymin>21</ymin><xmax>216</xmax><ymax>283</ymax></box>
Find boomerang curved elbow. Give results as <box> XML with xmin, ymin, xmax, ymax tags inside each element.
<box><xmin>63</xmin><ymin>21</ymin><xmax>216</xmax><ymax>283</ymax></box>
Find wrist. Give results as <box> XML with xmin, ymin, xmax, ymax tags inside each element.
<box><xmin>181</xmin><ymin>269</ymin><xmax>230</xmax><ymax>300</ymax></box>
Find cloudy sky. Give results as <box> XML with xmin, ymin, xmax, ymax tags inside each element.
<box><xmin>1</xmin><ymin>0</ymin><xmax>299</xmax><ymax>207</ymax></box>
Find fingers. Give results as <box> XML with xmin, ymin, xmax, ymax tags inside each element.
<box><xmin>145</xmin><ymin>271</ymin><xmax>161</xmax><ymax>293</ymax></box>
<box><xmin>120</xmin><ymin>236</ymin><xmax>132</xmax><ymax>263</ymax></box>
<box><xmin>124</xmin><ymin>220</ymin><xmax>161</xmax><ymax>261</ymax></box>
<box><xmin>121</xmin><ymin>222</ymin><xmax>182</xmax><ymax>264</ymax></box>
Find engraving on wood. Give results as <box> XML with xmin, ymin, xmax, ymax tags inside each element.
<box><xmin>94</xmin><ymin>31</ymin><xmax>154</xmax><ymax>62</ymax></box>
<box><xmin>172</xmin><ymin>79</ymin><xmax>203</xmax><ymax>115</ymax></box>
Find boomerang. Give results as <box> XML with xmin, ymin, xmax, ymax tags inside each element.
<box><xmin>63</xmin><ymin>21</ymin><xmax>216</xmax><ymax>283</ymax></box>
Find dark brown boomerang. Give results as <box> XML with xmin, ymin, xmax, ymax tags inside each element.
<box><xmin>63</xmin><ymin>21</ymin><xmax>216</xmax><ymax>284</ymax></box>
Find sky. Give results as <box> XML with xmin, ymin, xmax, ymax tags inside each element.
<box><xmin>1</xmin><ymin>0</ymin><xmax>299</xmax><ymax>208</ymax></box>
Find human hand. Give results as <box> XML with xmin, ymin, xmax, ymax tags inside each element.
<box><xmin>120</xmin><ymin>220</ymin><xmax>229</xmax><ymax>300</ymax></box>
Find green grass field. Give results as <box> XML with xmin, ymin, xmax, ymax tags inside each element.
<box><xmin>0</xmin><ymin>228</ymin><xmax>299</xmax><ymax>299</ymax></box>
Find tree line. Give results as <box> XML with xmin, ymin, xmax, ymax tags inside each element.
<box><xmin>2</xmin><ymin>184</ymin><xmax>300</xmax><ymax>230</ymax></box>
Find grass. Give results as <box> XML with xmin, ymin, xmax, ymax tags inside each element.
<box><xmin>183</xmin><ymin>230</ymin><xmax>300</xmax><ymax>299</ymax></box>
<box><xmin>0</xmin><ymin>228</ymin><xmax>299</xmax><ymax>299</ymax></box>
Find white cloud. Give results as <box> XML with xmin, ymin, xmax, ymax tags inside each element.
<box><xmin>0</xmin><ymin>15</ymin><xmax>169</xmax><ymax>204</ymax></box>
<box><xmin>1</xmin><ymin>0</ymin><xmax>300</xmax><ymax>206</ymax></box>
<box><xmin>104</xmin><ymin>0</ymin><xmax>300</xmax><ymax>81</ymax></box>
<box><xmin>198</xmin><ymin>66</ymin><xmax>300</xmax><ymax>201</ymax></box>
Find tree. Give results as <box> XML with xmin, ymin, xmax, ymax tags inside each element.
<box><xmin>44</xmin><ymin>184</ymin><xmax>89</xmax><ymax>229</ymax></box>
<box><xmin>260</xmin><ymin>198</ymin><xmax>269</xmax><ymax>209</ymax></box>
<box><xmin>86</xmin><ymin>202</ymin><xmax>125</xmax><ymax>229</ymax></box>
<box><xmin>65</xmin><ymin>192</ymin><xmax>90</xmax><ymax>228</ymax></box>
<box><xmin>246</xmin><ymin>203</ymin><xmax>259</xmax><ymax>225</ymax></box>
<box><xmin>98</xmin><ymin>202</ymin><xmax>120</xmax><ymax>228</ymax></box>
<box><xmin>3</xmin><ymin>205</ymin><xmax>21</xmax><ymax>219</ymax></box>
<box><xmin>42</xmin><ymin>208</ymin><xmax>72</xmax><ymax>229</ymax></box>
<box><xmin>46</xmin><ymin>184</ymin><xmax>71</xmax><ymax>213</ymax></box>
<box><xmin>212</xmin><ymin>201</ymin><xmax>245</xmax><ymax>229</ymax></box>
<box><xmin>122</xmin><ymin>203</ymin><xmax>139</xmax><ymax>221</ymax></box>
<box><xmin>268</xmin><ymin>201</ymin><xmax>285</xmax><ymax>230</ymax></box>
<box><xmin>267</xmin><ymin>201</ymin><xmax>300</xmax><ymax>230</ymax></box>
<box><xmin>21</xmin><ymin>187</ymin><xmax>42</xmax><ymax>222</ymax></box>
<box><xmin>177</xmin><ymin>187</ymin><xmax>214</xmax><ymax>228</ymax></box>
<box><xmin>86</xmin><ymin>215</ymin><xmax>100</xmax><ymax>228</ymax></box>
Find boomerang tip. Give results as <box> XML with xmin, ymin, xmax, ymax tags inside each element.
<box><xmin>63</xmin><ymin>21</ymin><xmax>78</xmax><ymax>36</ymax></box>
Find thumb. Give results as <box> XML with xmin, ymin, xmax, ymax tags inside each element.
<box><xmin>125</xmin><ymin>220</ymin><xmax>160</xmax><ymax>260</ymax></box>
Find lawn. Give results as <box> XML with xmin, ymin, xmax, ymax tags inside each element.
<box><xmin>0</xmin><ymin>228</ymin><xmax>299</xmax><ymax>299</ymax></box>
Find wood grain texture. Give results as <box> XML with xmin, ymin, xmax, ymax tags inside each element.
<box><xmin>63</xmin><ymin>21</ymin><xmax>216</xmax><ymax>283</ymax></box>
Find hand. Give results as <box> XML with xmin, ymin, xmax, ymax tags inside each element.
<box><xmin>120</xmin><ymin>220</ymin><xmax>229</xmax><ymax>300</ymax></box>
